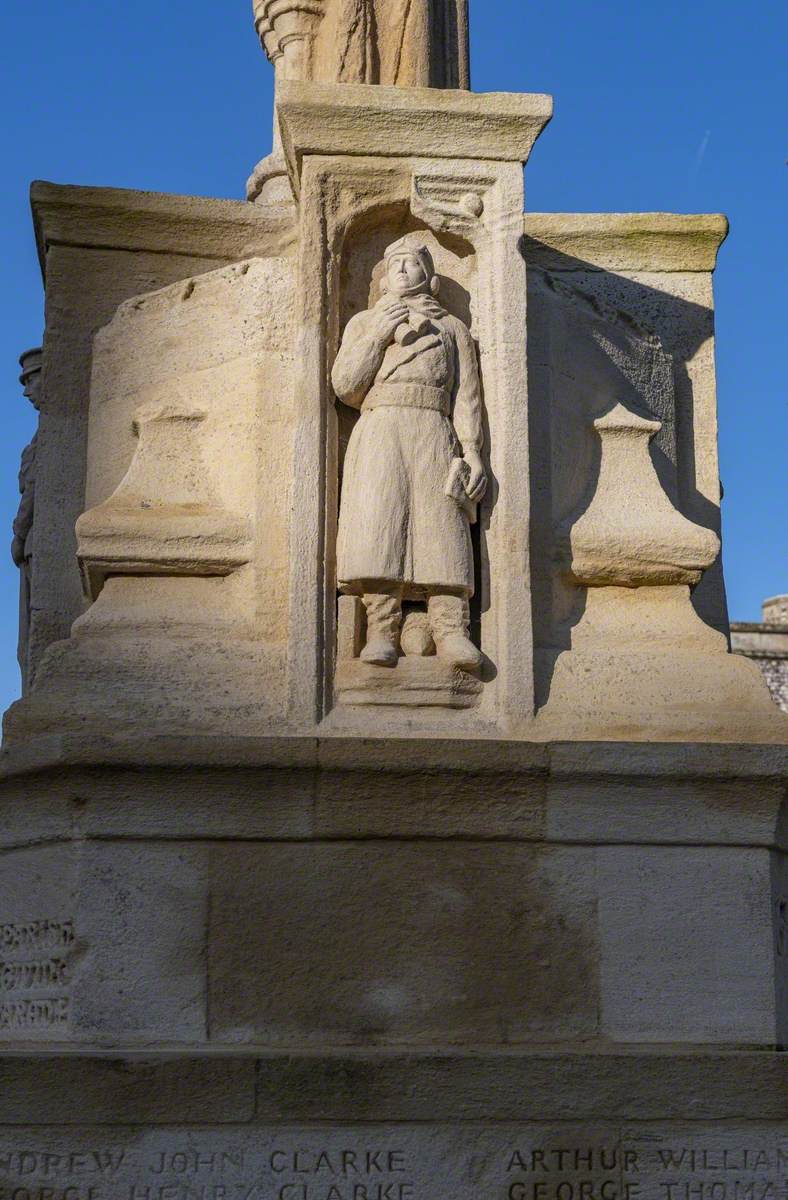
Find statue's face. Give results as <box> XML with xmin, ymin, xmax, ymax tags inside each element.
<box><xmin>22</xmin><ymin>371</ymin><xmax>41</xmax><ymax>411</ymax></box>
<box><xmin>385</xmin><ymin>251</ymin><xmax>430</xmax><ymax>297</ymax></box>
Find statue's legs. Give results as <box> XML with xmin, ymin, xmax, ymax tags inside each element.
<box><xmin>428</xmin><ymin>590</ymin><xmax>482</xmax><ymax>670</ymax></box>
<box><xmin>361</xmin><ymin>586</ymin><xmax>403</xmax><ymax>666</ymax></box>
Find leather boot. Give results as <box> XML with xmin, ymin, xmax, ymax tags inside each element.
<box><xmin>361</xmin><ymin>590</ymin><xmax>402</xmax><ymax>666</ymax></box>
<box><xmin>428</xmin><ymin>592</ymin><xmax>482</xmax><ymax>669</ymax></box>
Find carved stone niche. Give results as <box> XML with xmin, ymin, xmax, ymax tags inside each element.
<box><xmin>331</xmin><ymin>222</ymin><xmax>485</xmax><ymax>711</ymax></box>
<box><xmin>276</xmin><ymin>82</ymin><xmax>551</xmax><ymax>730</ymax></box>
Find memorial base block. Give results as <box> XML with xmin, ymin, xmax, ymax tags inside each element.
<box><xmin>0</xmin><ymin>738</ymin><xmax>785</xmax><ymax>1197</ymax></box>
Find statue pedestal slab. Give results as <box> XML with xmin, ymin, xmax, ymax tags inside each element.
<box><xmin>335</xmin><ymin>657</ymin><xmax>483</xmax><ymax>708</ymax></box>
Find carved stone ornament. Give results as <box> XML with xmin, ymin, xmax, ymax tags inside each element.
<box><xmin>332</xmin><ymin>234</ymin><xmax>486</xmax><ymax>672</ymax></box>
<box><xmin>563</xmin><ymin>403</ymin><xmax>720</xmax><ymax>588</ymax></box>
<box><xmin>253</xmin><ymin>0</ymin><xmax>469</xmax><ymax>88</ymax></box>
<box><xmin>76</xmin><ymin>400</ymin><xmax>252</xmax><ymax>601</ymax></box>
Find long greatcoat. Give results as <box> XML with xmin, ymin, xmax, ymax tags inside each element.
<box><xmin>333</xmin><ymin>301</ymin><xmax>483</xmax><ymax>599</ymax></box>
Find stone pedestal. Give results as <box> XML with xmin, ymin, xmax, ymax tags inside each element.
<box><xmin>3</xmin><ymin>11</ymin><xmax>787</xmax><ymax>1196</ymax></box>
<box><xmin>0</xmin><ymin>739</ymin><xmax>786</xmax><ymax>1195</ymax></box>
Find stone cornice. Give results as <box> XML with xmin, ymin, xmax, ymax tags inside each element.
<box><xmin>1</xmin><ymin>731</ymin><xmax>785</xmax><ymax>783</ymax></box>
<box><xmin>277</xmin><ymin>81</ymin><xmax>553</xmax><ymax>189</ymax></box>
<box><xmin>523</xmin><ymin>212</ymin><xmax>729</xmax><ymax>272</ymax></box>
<box><xmin>0</xmin><ymin>1051</ymin><xmax>785</xmax><ymax>1124</ymax></box>
<box><xmin>30</xmin><ymin>181</ymin><xmax>297</xmax><ymax>277</ymax></box>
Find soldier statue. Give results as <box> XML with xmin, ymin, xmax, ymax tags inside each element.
<box><xmin>12</xmin><ymin>347</ymin><xmax>42</xmax><ymax>692</ymax></box>
<box><xmin>332</xmin><ymin>236</ymin><xmax>486</xmax><ymax>669</ymax></box>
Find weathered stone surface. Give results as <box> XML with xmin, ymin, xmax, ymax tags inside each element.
<box><xmin>4</xmin><ymin>4</ymin><xmax>787</xmax><ymax>1172</ymax></box>
<box><xmin>0</xmin><ymin>1057</ymin><xmax>256</xmax><ymax>1124</ymax></box>
<box><xmin>0</xmin><ymin>846</ymin><xmax>77</xmax><ymax>1043</ymax></box>
<box><xmin>8</xmin><ymin>255</ymin><xmax>298</xmax><ymax>740</ymax></box>
<box><xmin>254</xmin><ymin>0</ymin><xmax>470</xmax><ymax>89</ymax></box>
<box><xmin>24</xmin><ymin>182</ymin><xmax>296</xmax><ymax>691</ymax></box>
<box><xmin>597</xmin><ymin>846</ymin><xmax>779</xmax><ymax>1044</ymax></box>
<box><xmin>278</xmin><ymin>80</ymin><xmax>553</xmax><ymax>190</ymax></box>
<box><xmin>1</xmin><ymin>1051</ymin><xmax>787</xmax><ymax>1124</ymax></box>
<box><xmin>0</xmin><ymin>1112</ymin><xmax>787</xmax><ymax>1198</ymax></box>
<box><xmin>523</xmin><ymin>212</ymin><xmax>728</xmax><ymax>273</ymax></box>
<box><xmin>0</xmin><ymin>737</ymin><xmax>784</xmax><ymax>1051</ymax></box>
<box><xmin>70</xmin><ymin>842</ymin><xmax>207</xmax><ymax>1044</ymax></box>
<box><xmin>207</xmin><ymin>842</ymin><xmax>598</xmax><ymax>1045</ymax></box>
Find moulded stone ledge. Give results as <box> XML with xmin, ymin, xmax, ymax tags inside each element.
<box><xmin>2</xmin><ymin>732</ymin><xmax>787</xmax><ymax>784</ymax></box>
<box><xmin>30</xmin><ymin>180</ymin><xmax>297</xmax><ymax>271</ymax></box>
<box><xmin>522</xmin><ymin>211</ymin><xmax>729</xmax><ymax>272</ymax></box>
<box><xmin>0</xmin><ymin>1050</ymin><xmax>786</xmax><ymax>1124</ymax></box>
<box><xmin>277</xmin><ymin>79</ymin><xmax>553</xmax><ymax>191</ymax></box>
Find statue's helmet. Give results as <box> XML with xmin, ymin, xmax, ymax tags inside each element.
<box><xmin>384</xmin><ymin>235</ymin><xmax>436</xmax><ymax>280</ymax></box>
<box><xmin>18</xmin><ymin>347</ymin><xmax>43</xmax><ymax>386</ymax></box>
<box><xmin>383</xmin><ymin>235</ymin><xmax>440</xmax><ymax>296</ymax></box>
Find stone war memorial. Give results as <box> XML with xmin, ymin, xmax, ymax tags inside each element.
<box><xmin>2</xmin><ymin>1</ymin><xmax>788</xmax><ymax>1196</ymax></box>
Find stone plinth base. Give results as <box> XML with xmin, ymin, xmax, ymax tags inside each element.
<box><xmin>0</xmin><ymin>738</ymin><xmax>785</xmax><ymax>1051</ymax></box>
<box><xmin>1</xmin><ymin>1051</ymin><xmax>786</xmax><ymax>1197</ymax></box>
<box><xmin>335</xmin><ymin>657</ymin><xmax>483</xmax><ymax>707</ymax></box>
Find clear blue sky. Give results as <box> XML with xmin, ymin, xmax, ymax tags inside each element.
<box><xmin>0</xmin><ymin>0</ymin><xmax>785</xmax><ymax>713</ymax></box>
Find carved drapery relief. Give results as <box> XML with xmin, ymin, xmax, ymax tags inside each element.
<box><xmin>332</xmin><ymin>234</ymin><xmax>485</xmax><ymax>675</ymax></box>
<box><xmin>253</xmin><ymin>0</ymin><xmax>469</xmax><ymax>88</ymax></box>
<box><xmin>248</xmin><ymin>0</ymin><xmax>470</xmax><ymax>202</ymax></box>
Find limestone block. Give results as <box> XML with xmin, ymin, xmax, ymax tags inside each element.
<box><xmin>597</xmin><ymin>846</ymin><xmax>779</xmax><ymax>1044</ymax></box>
<box><xmin>76</xmin><ymin>402</ymin><xmax>252</xmax><ymax>599</ymax></box>
<box><xmin>0</xmin><ymin>841</ymin><xmax>207</xmax><ymax>1047</ymax></box>
<box><xmin>70</xmin><ymin>842</ymin><xmax>207</xmax><ymax>1044</ymax></box>
<box><xmin>0</xmin><ymin>1115</ymin><xmax>787</xmax><ymax>1198</ymax></box>
<box><xmin>536</xmin><ymin>590</ymin><xmax>784</xmax><ymax>742</ymax></box>
<box><xmin>8</xmin><ymin>255</ymin><xmax>299</xmax><ymax>740</ymax></box>
<box><xmin>25</xmin><ymin>182</ymin><xmax>296</xmax><ymax>688</ymax></box>
<box><xmin>523</xmin><ymin>213</ymin><xmax>729</xmax><ymax>647</ymax></box>
<box><xmin>0</xmin><ymin>1057</ymin><xmax>256</xmax><ymax>1124</ymax></box>
<box><xmin>207</xmin><ymin>843</ymin><xmax>598</xmax><ymax>1044</ymax></box>
<box><xmin>277</xmin><ymin>80</ymin><xmax>553</xmax><ymax>193</ymax></box>
<box><xmin>562</xmin><ymin>404</ymin><xmax>720</xmax><ymax>587</ymax></box>
<box><xmin>0</xmin><ymin>846</ymin><xmax>77</xmax><ymax>1044</ymax></box>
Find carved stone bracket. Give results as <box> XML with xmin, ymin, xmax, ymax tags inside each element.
<box><xmin>410</xmin><ymin>172</ymin><xmax>489</xmax><ymax>238</ymax></box>
<box><xmin>76</xmin><ymin>401</ymin><xmax>252</xmax><ymax>601</ymax></box>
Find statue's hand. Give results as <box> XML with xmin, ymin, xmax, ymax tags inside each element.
<box><xmin>372</xmin><ymin>295</ymin><xmax>410</xmax><ymax>345</ymax></box>
<box><xmin>11</xmin><ymin>535</ymin><xmax>25</xmax><ymax>567</ymax></box>
<box><xmin>463</xmin><ymin>449</ymin><xmax>487</xmax><ymax>504</ymax></box>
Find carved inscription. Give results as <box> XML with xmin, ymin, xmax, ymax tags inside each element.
<box><xmin>506</xmin><ymin>1146</ymin><xmax>641</xmax><ymax>1200</ymax></box>
<box><xmin>0</xmin><ymin>920</ymin><xmax>74</xmax><ymax>1034</ymax></box>
<box><xmin>0</xmin><ymin>1133</ymin><xmax>785</xmax><ymax>1200</ymax></box>
<box><xmin>506</xmin><ymin>1143</ymin><xmax>788</xmax><ymax>1200</ymax></box>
